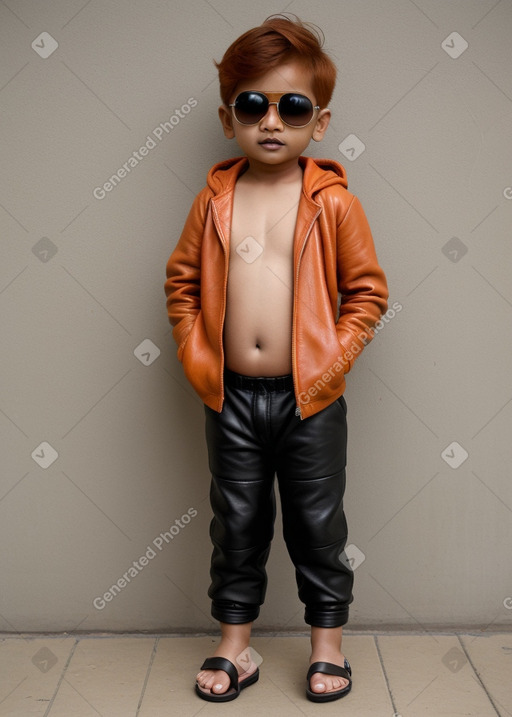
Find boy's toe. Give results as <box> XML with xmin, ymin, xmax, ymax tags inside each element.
<box><xmin>309</xmin><ymin>673</ymin><xmax>349</xmax><ymax>693</ymax></box>
<box><xmin>196</xmin><ymin>668</ymin><xmax>231</xmax><ymax>694</ymax></box>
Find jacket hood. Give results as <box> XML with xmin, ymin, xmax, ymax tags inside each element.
<box><xmin>206</xmin><ymin>155</ymin><xmax>348</xmax><ymax>198</ymax></box>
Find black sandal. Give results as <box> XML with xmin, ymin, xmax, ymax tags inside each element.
<box><xmin>306</xmin><ymin>659</ymin><xmax>352</xmax><ymax>702</ymax></box>
<box><xmin>195</xmin><ymin>656</ymin><xmax>259</xmax><ymax>702</ymax></box>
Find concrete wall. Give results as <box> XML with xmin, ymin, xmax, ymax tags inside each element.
<box><xmin>1</xmin><ymin>0</ymin><xmax>511</xmax><ymax>632</ymax></box>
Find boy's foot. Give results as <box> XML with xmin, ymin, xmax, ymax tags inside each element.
<box><xmin>196</xmin><ymin>645</ymin><xmax>256</xmax><ymax>696</ymax></box>
<box><xmin>308</xmin><ymin>625</ymin><xmax>351</xmax><ymax>698</ymax></box>
<box><xmin>308</xmin><ymin>651</ymin><xmax>350</xmax><ymax>695</ymax></box>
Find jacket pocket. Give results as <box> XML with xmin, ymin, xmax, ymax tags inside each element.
<box><xmin>175</xmin><ymin>314</ymin><xmax>200</xmax><ymax>362</ymax></box>
<box><xmin>180</xmin><ymin>311</ymin><xmax>220</xmax><ymax>401</ymax></box>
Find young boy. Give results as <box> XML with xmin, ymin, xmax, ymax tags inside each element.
<box><xmin>164</xmin><ymin>16</ymin><xmax>388</xmax><ymax>703</ymax></box>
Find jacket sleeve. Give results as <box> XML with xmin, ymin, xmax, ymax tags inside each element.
<box><xmin>336</xmin><ymin>194</ymin><xmax>389</xmax><ymax>372</ymax></box>
<box><xmin>164</xmin><ymin>187</ymin><xmax>209</xmax><ymax>358</ymax></box>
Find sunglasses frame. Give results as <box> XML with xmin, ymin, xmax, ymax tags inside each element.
<box><xmin>229</xmin><ymin>91</ymin><xmax>320</xmax><ymax>128</ymax></box>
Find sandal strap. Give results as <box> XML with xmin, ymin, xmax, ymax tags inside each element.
<box><xmin>307</xmin><ymin>660</ymin><xmax>351</xmax><ymax>682</ymax></box>
<box><xmin>200</xmin><ymin>657</ymin><xmax>239</xmax><ymax>690</ymax></box>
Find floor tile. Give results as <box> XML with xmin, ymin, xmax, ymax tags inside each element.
<box><xmin>378</xmin><ymin>634</ymin><xmax>499</xmax><ymax>717</ymax></box>
<box><xmin>1</xmin><ymin>633</ymin><xmax>509</xmax><ymax>716</ymax></box>
<box><xmin>139</xmin><ymin>634</ymin><xmax>394</xmax><ymax>716</ymax></box>
<box><xmin>0</xmin><ymin>636</ymin><xmax>75</xmax><ymax>715</ymax></box>
<box><xmin>460</xmin><ymin>633</ymin><xmax>512</xmax><ymax>716</ymax></box>
<box><xmin>250</xmin><ymin>634</ymin><xmax>393</xmax><ymax>715</ymax></box>
<box><xmin>49</xmin><ymin>637</ymin><xmax>154</xmax><ymax>717</ymax></box>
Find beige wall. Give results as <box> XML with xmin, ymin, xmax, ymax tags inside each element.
<box><xmin>1</xmin><ymin>0</ymin><xmax>511</xmax><ymax>632</ymax></box>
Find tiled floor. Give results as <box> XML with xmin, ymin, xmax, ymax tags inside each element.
<box><xmin>0</xmin><ymin>631</ymin><xmax>510</xmax><ymax>716</ymax></box>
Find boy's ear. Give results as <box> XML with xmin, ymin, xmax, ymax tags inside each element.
<box><xmin>218</xmin><ymin>104</ymin><xmax>235</xmax><ymax>139</ymax></box>
<box><xmin>312</xmin><ymin>108</ymin><xmax>331</xmax><ymax>142</ymax></box>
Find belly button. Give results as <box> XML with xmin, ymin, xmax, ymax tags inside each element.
<box><xmin>256</xmin><ymin>343</ymin><xmax>261</xmax><ymax>349</ymax></box>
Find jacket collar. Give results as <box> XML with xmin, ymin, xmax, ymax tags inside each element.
<box><xmin>207</xmin><ymin>155</ymin><xmax>345</xmax><ymax>198</ymax></box>
<box><xmin>209</xmin><ymin>156</ymin><xmax>325</xmax><ymax>253</ymax></box>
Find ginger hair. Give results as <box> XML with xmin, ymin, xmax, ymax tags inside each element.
<box><xmin>215</xmin><ymin>15</ymin><xmax>337</xmax><ymax>108</ymax></box>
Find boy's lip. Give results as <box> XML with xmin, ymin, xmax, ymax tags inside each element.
<box><xmin>259</xmin><ymin>137</ymin><xmax>284</xmax><ymax>145</ymax></box>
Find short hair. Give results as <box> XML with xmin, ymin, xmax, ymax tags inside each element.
<box><xmin>215</xmin><ymin>15</ymin><xmax>337</xmax><ymax>109</ymax></box>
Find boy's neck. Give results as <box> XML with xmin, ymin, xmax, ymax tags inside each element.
<box><xmin>242</xmin><ymin>157</ymin><xmax>303</xmax><ymax>185</ymax></box>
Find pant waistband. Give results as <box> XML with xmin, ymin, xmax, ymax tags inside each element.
<box><xmin>224</xmin><ymin>368</ymin><xmax>293</xmax><ymax>393</ymax></box>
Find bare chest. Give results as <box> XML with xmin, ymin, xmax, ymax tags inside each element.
<box><xmin>222</xmin><ymin>178</ymin><xmax>302</xmax><ymax>375</ymax></box>
<box><xmin>229</xmin><ymin>180</ymin><xmax>302</xmax><ymax>264</ymax></box>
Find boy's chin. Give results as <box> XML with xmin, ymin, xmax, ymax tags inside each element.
<box><xmin>240</xmin><ymin>145</ymin><xmax>309</xmax><ymax>164</ymax></box>
<box><xmin>246</xmin><ymin>154</ymin><xmax>299</xmax><ymax>166</ymax></box>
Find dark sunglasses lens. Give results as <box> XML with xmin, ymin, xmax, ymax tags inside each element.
<box><xmin>235</xmin><ymin>92</ymin><xmax>268</xmax><ymax>124</ymax></box>
<box><xmin>280</xmin><ymin>93</ymin><xmax>314</xmax><ymax>126</ymax></box>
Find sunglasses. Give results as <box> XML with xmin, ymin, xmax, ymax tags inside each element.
<box><xmin>229</xmin><ymin>91</ymin><xmax>320</xmax><ymax>128</ymax></box>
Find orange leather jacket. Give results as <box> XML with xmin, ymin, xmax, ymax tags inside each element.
<box><xmin>165</xmin><ymin>155</ymin><xmax>388</xmax><ymax>419</ymax></box>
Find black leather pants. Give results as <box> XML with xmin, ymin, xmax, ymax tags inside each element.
<box><xmin>204</xmin><ymin>369</ymin><xmax>353</xmax><ymax>628</ymax></box>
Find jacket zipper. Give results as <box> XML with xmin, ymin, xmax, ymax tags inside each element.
<box><xmin>220</xmin><ymin>249</ymin><xmax>228</xmax><ymax>408</ymax></box>
<box><xmin>292</xmin><ymin>208</ymin><xmax>322</xmax><ymax>420</ymax></box>
<box><xmin>210</xmin><ymin>199</ymin><xmax>229</xmax><ymax>411</ymax></box>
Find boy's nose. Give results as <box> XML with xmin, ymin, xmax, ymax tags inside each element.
<box><xmin>259</xmin><ymin>103</ymin><xmax>283</xmax><ymax>130</ymax></box>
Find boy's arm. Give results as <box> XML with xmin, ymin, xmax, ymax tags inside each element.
<box><xmin>164</xmin><ymin>188</ymin><xmax>209</xmax><ymax>358</ymax></box>
<box><xmin>336</xmin><ymin>195</ymin><xmax>389</xmax><ymax>372</ymax></box>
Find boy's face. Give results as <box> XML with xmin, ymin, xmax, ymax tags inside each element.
<box><xmin>218</xmin><ymin>60</ymin><xmax>331</xmax><ymax>167</ymax></box>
